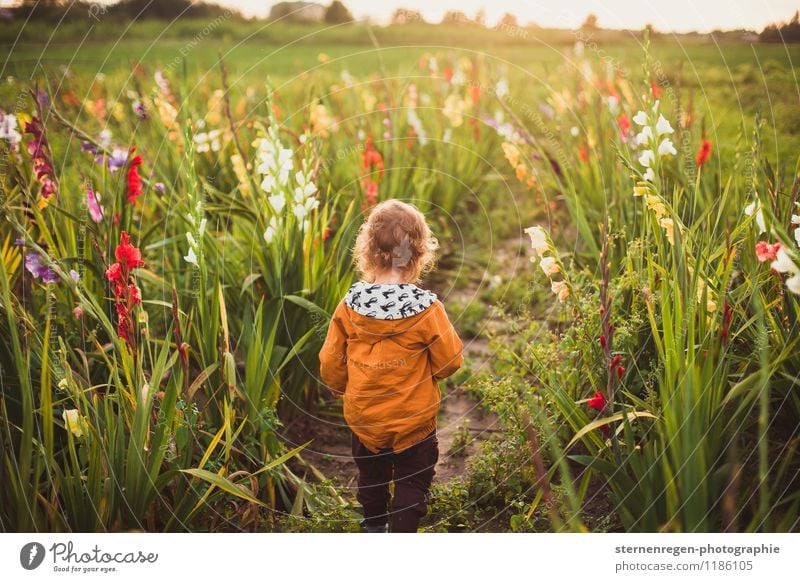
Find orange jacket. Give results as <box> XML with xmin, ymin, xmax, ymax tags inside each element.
<box><xmin>319</xmin><ymin>282</ymin><xmax>463</xmax><ymax>454</ymax></box>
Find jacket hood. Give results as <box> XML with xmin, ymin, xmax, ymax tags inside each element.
<box><xmin>344</xmin><ymin>281</ymin><xmax>437</xmax><ymax>320</ymax></box>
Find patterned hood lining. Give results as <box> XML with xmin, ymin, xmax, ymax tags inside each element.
<box><xmin>344</xmin><ymin>282</ymin><xmax>437</xmax><ymax>320</ymax></box>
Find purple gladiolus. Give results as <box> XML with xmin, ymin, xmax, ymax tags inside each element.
<box><xmin>102</xmin><ymin>148</ymin><xmax>128</xmax><ymax>172</ymax></box>
<box><xmin>25</xmin><ymin>252</ymin><xmax>59</xmax><ymax>283</ymax></box>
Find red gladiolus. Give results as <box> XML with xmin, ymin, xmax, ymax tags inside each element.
<box><xmin>362</xmin><ymin>138</ymin><xmax>384</xmax><ymax>177</ymax></box>
<box><xmin>617</xmin><ymin>114</ymin><xmax>631</xmax><ymax>138</ymax></box>
<box><xmin>696</xmin><ymin>139</ymin><xmax>712</xmax><ymax>166</ymax></box>
<box><xmin>115</xmin><ymin>231</ymin><xmax>145</xmax><ymax>270</ymax></box>
<box><xmin>587</xmin><ymin>390</ymin><xmax>607</xmax><ymax>412</ymax></box>
<box><xmin>105</xmin><ymin>231</ymin><xmax>144</xmax><ymax>349</ymax></box>
<box><xmin>617</xmin><ymin>365</ymin><xmax>626</xmax><ymax>379</ymax></box>
<box><xmin>365</xmin><ymin>181</ymin><xmax>378</xmax><ymax>205</ymax></box>
<box><xmin>361</xmin><ymin>137</ymin><xmax>384</xmax><ymax>206</ymax></box>
<box><xmin>651</xmin><ymin>80</ymin><xmax>663</xmax><ymax>99</ymax></box>
<box><xmin>755</xmin><ymin>241</ymin><xmax>781</xmax><ymax>263</ymax></box>
<box><xmin>609</xmin><ymin>354</ymin><xmax>622</xmax><ymax>369</ymax></box>
<box><xmin>24</xmin><ymin>116</ymin><xmax>58</xmax><ymax>201</ymax></box>
<box><xmin>126</xmin><ymin>148</ymin><xmax>144</xmax><ymax>204</ymax></box>
<box><xmin>721</xmin><ymin>301</ymin><xmax>733</xmax><ymax>345</ymax></box>
<box><xmin>599</xmin><ymin>334</ymin><xmax>607</xmax><ymax>349</ymax></box>
<box><xmin>470</xmin><ymin>84</ymin><xmax>481</xmax><ymax>104</ymax></box>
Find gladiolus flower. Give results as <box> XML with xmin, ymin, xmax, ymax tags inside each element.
<box><xmin>551</xmin><ymin>280</ymin><xmax>570</xmax><ymax>302</ymax></box>
<box><xmin>769</xmin><ymin>247</ymin><xmax>800</xmax><ymax>296</ymax></box>
<box><xmin>655</xmin><ymin>114</ymin><xmax>674</xmax><ymax>135</ymax></box>
<box><xmin>106</xmin><ymin>231</ymin><xmax>145</xmax><ymax>348</ymax></box>
<box><xmin>86</xmin><ymin>185</ymin><xmax>104</xmax><ymax>223</ymax></box>
<box><xmin>771</xmin><ymin>247</ymin><xmax>799</xmax><ymax>275</ymax></box>
<box><xmin>744</xmin><ymin>199</ymin><xmax>766</xmax><ymax>234</ymax></box>
<box><xmin>633</xmin><ymin>110</ymin><xmax>648</xmax><ymax>126</ymax></box>
<box><xmin>502</xmin><ymin>142</ymin><xmax>521</xmax><ymax>167</ymax></box>
<box><xmin>617</xmin><ymin>114</ymin><xmax>631</xmax><ymax>137</ymax></box>
<box><xmin>755</xmin><ymin>241</ymin><xmax>781</xmax><ymax>263</ymax></box>
<box><xmin>659</xmin><ymin>217</ymin><xmax>676</xmax><ymax>245</ymax></box>
<box><xmin>115</xmin><ymin>231</ymin><xmax>145</xmax><ymax>270</ymax></box>
<box><xmin>126</xmin><ymin>149</ymin><xmax>144</xmax><ymax>204</ymax></box>
<box><xmin>539</xmin><ymin>256</ymin><xmax>560</xmax><ymax>276</ymax></box>
<box><xmin>184</xmin><ymin>247</ymin><xmax>198</xmax><ymax>265</ymax></box>
<box><xmin>363</xmin><ymin>137</ymin><xmax>384</xmax><ymax>176</ymax></box>
<box><xmin>524</xmin><ymin>225</ymin><xmax>550</xmax><ymax>256</ymax></box>
<box><xmin>25</xmin><ymin>252</ymin><xmax>59</xmax><ymax>284</ymax></box>
<box><xmin>696</xmin><ymin>139</ymin><xmax>712</xmax><ymax>165</ymax></box>
<box><xmin>62</xmin><ymin>409</ymin><xmax>87</xmax><ymax>438</ymax></box>
<box><xmin>609</xmin><ymin>354</ymin><xmax>622</xmax><ymax>369</ymax></box>
<box><xmin>635</xmin><ymin>126</ymin><xmax>653</xmax><ymax>146</ymax></box>
<box><xmin>658</xmin><ymin>138</ymin><xmax>677</xmax><ymax>156</ymax></box>
<box><xmin>586</xmin><ymin>390</ymin><xmax>607</xmax><ymax>412</ymax></box>
<box><xmin>638</xmin><ymin>150</ymin><xmax>655</xmax><ymax>168</ymax></box>
<box><xmin>617</xmin><ymin>366</ymin><xmax>626</xmax><ymax>379</ymax></box>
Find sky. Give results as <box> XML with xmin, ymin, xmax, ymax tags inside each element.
<box><xmin>225</xmin><ymin>0</ymin><xmax>797</xmax><ymax>32</ymax></box>
<box><xmin>1</xmin><ymin>1</ymin><xmax>797</xmax><ymax>33</ymax></box>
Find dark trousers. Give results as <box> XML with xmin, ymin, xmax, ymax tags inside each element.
<box><xmin>351</xmin><ymin>429</ymin><xmax>439</xmax><ymax>533</ymax></box>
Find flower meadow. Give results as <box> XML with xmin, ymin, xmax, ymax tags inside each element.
<box><xmin>1</xmin><ymin>29</ymin><xmax>799</xmax><ymax>533</ymax></box>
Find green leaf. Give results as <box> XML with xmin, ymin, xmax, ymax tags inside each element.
<box><xmin>180</xmin><ymin>469</ymin><xmax>265</xmax><ymax>506</ymax></box>
<box><xmin>566</xmin><ymin>410</ymin><xmax>658</xmax><ymax>450</ymax></box>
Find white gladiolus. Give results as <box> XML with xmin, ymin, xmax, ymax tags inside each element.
<box><xmin>551</xmin><ymin>280</ymin><xmax>570</xmax><ymax>302</ymax></box>
<box><xmin>524</xmin><ymin>226</ymin><xmax>550</xmax><ymax>256</ymax></box>
<box><xmin>643</xmin><ymin>168</ymin><xmax>655</xmax><ymax>181</ymax></box>
<box><xmin>744</xmin><ymin>199</ymin><xmax>766</xmax><ymax>234</ymax></box>
<box><xmin>635</xmin><ymin>126</ymin><xmax>653</xmax><ymax>146</ymax></box>
<box><xmin>633</xmin><ymin>110</ymin><xmax>648</xmax><ymax>126</ymax></box>
<box><xmin>786</xmin><ymin>273</ymin><xmax>800</xmax><ymax>294</ymax></box>
<box><xmin>771</xmin><ymin>247</ymin><xmax>798</xmax><ymax>274</ymax></box>
<box><xmin>539</xmin><ymin>256</ymin><xmax>560</xmax><ymax>276</ymax></box>
<box><xmin>183</xmin><ymin>247</ymin><xmax>198</xmax><ymax>265</ymax></box>
<box><xmin>268</xmin><ymin>194</ymin><xmax>286</xmax><ymax>214</ymax></box>
<box><xmin>638</xmin><ymin>150</ymin><xmax>655</xmax><ymax>168</ymax></box>
<box><xmin>658</xmin><ymin>138</ymin><xmax>677</xmax><ymax>156</ymax></box>
<box><xmin>293</xmin><ymin>203</ymin><xmax>307</xmax><ymax>220</ymax></box>
<box><xmin>263</xmin><ymin>217</ymin><xmax>278</xmax><ymax>243</ymax></box>
<box><xmin>655</xmin><ymin>114</ymin><xmax>674</xmax><ymax>135</ymax></box>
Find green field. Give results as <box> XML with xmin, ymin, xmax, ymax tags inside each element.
<box><xmin>2</xmin><ymin>19</ymin><xmax>800</xmax><ymax>533</ymax></box>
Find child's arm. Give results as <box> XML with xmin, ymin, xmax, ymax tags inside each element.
<box><xmin>319</xmin><ymin>302</ymin><xmax>349</xmax><ymax>397</ymax></box>
<box><xmin>427</xmin><ymin>301</ymin><xmax>464</xmax><ymax>381</ymax></box>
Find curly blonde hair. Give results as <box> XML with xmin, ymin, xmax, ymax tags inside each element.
<box><xmin>353</xmin><ymin>200</ymin><xmax>439</xmax><ymax>283</ymax></box>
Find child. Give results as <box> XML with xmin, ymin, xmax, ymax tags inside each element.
<box><xmin>319</xmin><ymin>199</ymin><xmax>464</xmax><ymax>533</ymax></box>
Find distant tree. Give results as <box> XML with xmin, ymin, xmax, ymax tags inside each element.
<box><xmin>581</xmin><ymin>13</ymin><xmax>599</xmax><ymax>31</ymax></box>
<box><xmin>760</xmin><ymin>11</ymin><xmax>800</xmax><ymax>42</ymax></box>
<box><xmin>325</xmin><ymin>1</ymin><xmax>353</xmax><ymax>24</ymax></box>
<box><xmin>268</xmin><ymin>1</ymin><xmax>325</xmax><ymax>23</ymax></box>
<box><xmin>109</xmin><ymin>0</ymin><xmax>236</xmax><ymax>20</ymax></box>
<box><xmin>391</xmin><ymin>8</ymin><xmax>424</xmax><ymax>25</ymax></box>
<box><xmin>497</xmin><ymin>12</ymin><xmax>518</xmax><ymax>29</ymax></box>
<box><xmin>474</xmin><ymin>8</ymin><xmax>486</xmax><ymax>27</ymax></box>
<box><xmin>442</xmin><ymin>10</ymin><xmax>470</xmax><ymax>26</ymax></box>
